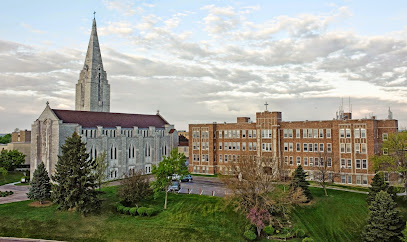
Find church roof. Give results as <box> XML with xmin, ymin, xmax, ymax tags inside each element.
<box><xmin>52</xmin><ymin>109</ymin><xmax>169</xmax><ymax>129</ymax></box>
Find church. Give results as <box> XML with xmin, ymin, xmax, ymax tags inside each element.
<box><xmin>30</xmin><ymin>18</ymin><xmax>178</xmax><ymax>179</ymax></box>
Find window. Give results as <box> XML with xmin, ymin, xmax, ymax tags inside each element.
<box><xmin>327</xmin><ymin>157</ymin><xmax>332</xmax><ymax>167</ymax></box>
<box><xmin>314</xmin><ymin>157</ymin><xmax>319</xmax><ymax>166</ymax></box>
<box><xmin>248</xmin><ymin>130</ymin><xmax>252</xmax><ymax>138</ymax></box>
<box><xmin>314</xmin><ymin>143</ymin><xmax>318</xmax><ymax>152</ymax></box>
<box><xmin>249</xmin><ymin>142</ymin><xmax>252</xmax><ymax>151</ymax></box>
<box><xmin>262</xmin><ymin>129</ymin><xmax>272</xmax><ymax>138</ymax></box>
<box><xmin>341</xmin><ymin>158</ymin><xmax>345</xmax><ymax>168</ymax></box>
<box><xmin>347</xmin><ymin>159</ymin><xmax>352</xmax><ymax>168</ymax></box>
<box><xmin>341</xmin><ymin>175</ymin><xmax>346</xmax><ymax>184</ymax></box>
<box><xmin>383</xmin><ymin>148</ymin><xmax>388</xmax><ymax>155</ymax></box>
<box><xmin>237</xmin><ymin>130</ymin><xmax>240</xmax><ymax>138</ymax></box>
<box><xmin>362</xmin><ymin>159</ymin><xmax>367</xmax><ymax>169</ymax></box>
<box><xmin>326</xmin><ymin>129</ymin><xmax>331</xmax><ymax>138</ymax></box>
<box><xmin>284</xmin><ymin>143</ymin><xmax>288</xmax><ymax>151</ymax></box>
<box><xmin>232</xmin><ymin>142</ymin><xmax>236</xmax><ymax>150</ymax></box>
<box><xmin>340</xmin><ymin>143</ymin><xmax>345</xmax><ymax>153</ymax></box>
<box><xmin>354</xmin><ymin>129</ymin><xmax>360</xmax><ymax>138</ymax></box>
<box><xmin>361</xmin><ymin>143</ymin><xmax>367</xmax><ymax>154</ymax></box>
<box><xmin>383</xmin><ymin>133</ymin><xmax>388</xmax><ymax>141</ymax></box>
<box><xmin>253</xmin><ymin>130</ymin><xmax>257</xmax><ymax>138</ymax></box>
<box><xmin>347</xmin><ymin>175</ymin><xmax>352</xmax><ymax>184</ymax></box>
<box><xmin>296</xmin><ymin>129</ymin><xmax>301</xmax><ymax>138</ymax></box>
<box><xmin>362</xmin><ymin>175</ymin><xmax>368</xmax><ymax>185</ymax></box>
<box><xmin>262</xmin><ymin>143</ymin><xmax>272</xmax><ymax>152</ymax></box>
<box><xmin>313</xmin><ymin>129</ymin><xmax>318</xmax><ymax>138</ymax></box>
<box><xmin>242</xmin><ymin>130</ymin><xmax>246</xmax><ymax>138</ymax></box>
<box><xmin>288</xmin><ymin>129</ymin><xmax>293</xmax><ymax>138</ymax></box>
<box><xmin>309</xmin><ymin>157</ymin><xmax>314</xmax><ymax>166</ymax></box>
<box><xmin>296</xmin><ymin>143</ymin><xmax>301</xmax><ymax>152</ymax></box>
<box><xmin>289</xmin><ymin>143</ymin><xmax>293</xmax><ymax>152</ymax></box>
<box><xmin>284</xmin><ymin>156</ymin><xmax>288</xmax><ymax>165</ymax></box>
<box><xmin>361</xmin><ymin>128</ymin><xmax>366</xmax><ymax>138</ymax></box>
<box><xmin>297</xmin><ymin>157</ymin><xmax>301</xmax><ymax>165</ymax></box>
<box><xmin>356</xmin><ymin>175</ymin><xmax>361</xmax><ymax>185</ymax></box>
<box><xmin>327</xmin><ymin>143</ymin><xmax>332</xmax><ymax>152</ymax></box>
<box><xmin>219</xmin><ymin>155</ymin><xmax>223</xmax><ymax>162</ymax></box>
<box><xmin>304</xmin><ymin>157</ymin><xmax>308</xmax><ymax>166</ymax></box>
<box><xmin>339</xmin><ymin>129</ymin><xmax>345</xmax><ymax>138</ymax></box>
<box><xmin>283</xmin><ymin>129</ymin><xmax>288</xmax><ymax>138</ymax></box>
<box><xmin>309</xmin><ymin>143</ymin><xmax>313</xmax><ymax>152</ymax></box>
<box><xmin>319</xmin><ymin>129</ymin><xmax>324</xmax><ymax>138</ymax></box>
<box><xmin>224</xmin><ymin>142</ymin><xmax>228</xmax><ymax>150</ymax></box>
<box><xmin>253</xmin><ymin>142</ymin><xmax>257</xmax><ymax>151</ymax></box>
<box><xmin>356</xmin><ymin>159</ymin><xmax>361</xmax><ymax>169</ymax></box>
<box><xmin>289</xmin><ymin>156</ymin><xmax>293</xmax><ymax>165</ymax></box>
<box><xmin>219</xmin><ymin>142</ymin><xmax>222</xmax><ymax>150</ymax></box>
<box><xmin>224</xmin><ymin>155</ymin><xmax>228</xmax><ymax>162</ymax></box>
<box><xmin>303</xmin><ymin>143</ymin><xmax>308</xmax><ymax>152</ymax></box>
<box><xmin>346</xmin><ymin>129</ymin><xmax>351</xmax><ymax>138</ymax></box>
<box><xmin>242</xmin><ymin>142</ymin><xmax>246</xmax><ymax>151</ymax></box>
<box><xmin>237</xmin><ymin>142</ymin><xmax>240</xmax><ymax>150</ymax></box>
<box><xmin>303</xmin><ymin>129</ymin><xmax>307</xmax><ymax>138</ymax></box>
<box><xmin>319</xmin><ymin>143</ymin><xmax>324</xmax><ymax>152</ymax></box>
<box><xmin>308</xmin><ymin>129</ymin><xmax>313</xmax><ymax>138</ymax></box>
<box><xmin>355</xmin><ymin>143</ymin><xmax>360</xmax><ymax>153</ymax></box>
<box><xmin>346</xmin><ymin>143</ymin><xmax>351</xmax><ymax>153</ymax></box>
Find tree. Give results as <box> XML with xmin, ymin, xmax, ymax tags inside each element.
<box><xmin>95</xmin><ymin>152</ymin><xmax>108</xmax><ymax>190</ymax></box>
<box><xmin>363</xmin><ymin>191</ymin><xmax>403</xmax><ymax>242</ymax></box>
<box><xmin>401</xmin><ymin>222</ymin><xmax>407</xmax><ymax>242</ymax></box>
<box><xmin>222</xmin><ymin>156</ymin><xmax>306</xmax><ymax>234</ymax></box>
<box><xmin>151</xmin><ymin>148</ymin><xmax>187</xmax><ymax>209</ymax></box>
<box><xmin>52</xmin><ymin>132</ymin><xmax>101</xmax><ymax>214</ymax></box>
<box><xmin>118</xmin><ymin>170</ymin><xmax>152</xmax><ymax>207</ymax></box>
<box><xmin>0</xmin><ymin>167</ymin><xmax>7</xmax><ymax>182</ymax></box>
<box><xmin>372</xmin><ymin>131</ymin><xmax>407</xmax><ymax>193</ymax></box>
<box><xmin>27</xmin><ymin>162</ymin><xmax>51</xmax><ymax>204</ymax></box>
<box><xmin>314</xmin><ymin>151</ymin><xmax>338</xmax><ymax>196</ymax></box>
<box><xmin>367</xmin><ymin>172</ymin><xmax>394</xmax><ymax>205</ymax></box>
<box><xmin>0</xmin><ymin>149</ymin><xmax>25</xmax><ymax>171</ymax></box>
<box><xmin>290</xmin><ymin>165</ymin><xmax>312</xmax><ymax>202</ymax></box>
<box><xmin>0</xmin><ymin>134</ymin><xmax>11</xmax><ymax>144</ymax></box>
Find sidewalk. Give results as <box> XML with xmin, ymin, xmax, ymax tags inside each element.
<box><xmin>0</xmin><ymin>237</ymin><xmax>63</xmax><ymax>242</ymax></box>
<box><xmin>0</xmin><ymin>182</ymin><xmax>30</xmax><ymax>204</ymax></box>
<box><xmin>310</xmin><ymin>184</ymin><xmax>368</xmax><ymax>194</ymax></box>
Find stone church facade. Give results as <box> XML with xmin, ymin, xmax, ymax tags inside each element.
<box><xmin>30</xmin><ymin>18</ymin><xmax>178</xmax><ymax>179</ymax></box>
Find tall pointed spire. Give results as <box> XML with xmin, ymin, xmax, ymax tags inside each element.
<box><xmin>84</xmin><ymin>18</ymin><xmax>103</xmax><ymax>71</ymax></box>
<box><xmin>75</xmin><ymin>17</ymin><xmax>110</xmax><ymax>113</ymax></box>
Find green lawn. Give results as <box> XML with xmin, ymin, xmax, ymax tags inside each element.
<box><xmin>0</xmin><ymin>186</ymin><xmax>247</xmax><ymax>241</ymax></box>
<box><xmin>0</xmin><ymin>171</ymin><xmax>24</xmax><ymax>186</ymax></box>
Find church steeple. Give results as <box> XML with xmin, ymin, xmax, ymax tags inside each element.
<box><xmin>75</xmin><ymin>17</ymin><xmax>110</xmax><ymax>113</ymax></box>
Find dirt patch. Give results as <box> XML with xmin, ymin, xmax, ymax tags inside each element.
<box><xmin>28</xmin><ymin>201</ymin><xmax>53</xmax><ymax>207</ymax></box>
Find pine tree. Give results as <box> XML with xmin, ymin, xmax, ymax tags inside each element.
<box><xmin>363</xmin><ymin>190</ymin><xmax>403</xmax><ymax>242</ymax></box>
<box><xmin>52</xmin><ymin>132</ymin><xmax>101</xmax><ymax>214</ymax></box>
<box><xmin>367</xmin><ymin>173</ymin><xmax>394</xmax><ymax>205</ymax></box>
<box><xmin>27</xmin><ymin>162</ymin><xmax>51</xmax><ymax>204</ymax></box>
<box><xmin>290</xmin><ymin>165</ymin><xmax>312</xmax><ymax>202</ymax></box>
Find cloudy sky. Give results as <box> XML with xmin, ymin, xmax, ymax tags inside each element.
<box><xmin>1</xmin><ymin>0</ymin><xmax>407</xmax><ymax>133</ymax></box>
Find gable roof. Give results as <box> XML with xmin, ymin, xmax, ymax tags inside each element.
<box><xmin>52</xmin><ymin>109</ymin><xmax>168</xmax><ymax>129</ymax></box>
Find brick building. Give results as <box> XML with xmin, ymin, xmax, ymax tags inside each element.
<box><xmin>188</xmin><ymin>107</ymin><xmax>397</xmax><ymax>185</ymax></box>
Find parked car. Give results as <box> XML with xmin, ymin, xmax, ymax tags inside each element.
<box><xmin>181</xmin><ymin>174</ymin><xmax>193</xmax><ymax>182</ymax></box>
<box><xmin>169</xmin><ymin>180</ymin><xmax>181</xmax><ymax>191</ymax></box>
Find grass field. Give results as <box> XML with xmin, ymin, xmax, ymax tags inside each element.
<box><xmin>0</xmin><ymin>186</ymin><xmax>247</xmax><ymax>241</ymax></box>
<box><xmin>1</xmin><ymin>185</ymin><xmax>407</xmax><ymax>241</ymax></box>
<box><xmin>0</xmin><ymin>171</ymin><xmax>24</xmax><ymax>186</ymax></box>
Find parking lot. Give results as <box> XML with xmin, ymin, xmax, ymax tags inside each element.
<box><xmin>177</xmin><ymin>176</ymin><xmax>230</xmax><ymax>197</ymax></box>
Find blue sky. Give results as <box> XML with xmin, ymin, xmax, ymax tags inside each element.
<box><xmin>1</xmin><ymin>0</ymin><xmax>407</xmax><ymax>132</ymax></box>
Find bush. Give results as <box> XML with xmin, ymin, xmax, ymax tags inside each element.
<box><xmin>243</xmin><ymin>230</ymin><xmax>257</xmax><ymax>241</ymax></box>
<box><xmin>302</xmin><ymin>237</ymin><xmax>314</xmax><ymax>242</ymax></box>
<box><xmin>123</xmin><ymin>207</ymin><xmax>131</xmax><ymax>215</ymax></box>
<box><xmin>0</xmin><ymin>191</ymin><xmax>14</xmax><ymax>197</ymax></box>
<box><xmin>146</xmin><ymin>208</ymin><xmax>155</xmax><ymax>217</ymax></box>
<box><xmin>295</xmin><ymin>229</ymin><xmax>306</xmax><ymax>238</ymax></box>
<box><xmin>116</xmin><ymin>205</ymin><xmax>125</xmax><ymax>214</ymax></box>
<box><xmin>118</xmin><ymin>171</ymin><xmax>152</xmax><ymax>207</ymax></box>
<box><xmin>137</xmin><ymin>207</ymin><xmax>147</xmax><ymax>216</ymax></box>
<box><xmin>129</xmin><ymin>207</ymin><xmax>138</xmax><ymax>216</ymax></box>
<box><xmin>264</xmin><ymin>225</ymin><xmax>275</xmax><ymax>235</ymax></box>
<box><xmin>245</xmin><ymin>224</ymin><xmax>255</xmax><ymax>232</ymax></box>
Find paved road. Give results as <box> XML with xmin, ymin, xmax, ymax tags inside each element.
<box><xmin>0</xmin><ymin>182</ymin><xmax>30</xmax><ymax>204</ymax></box>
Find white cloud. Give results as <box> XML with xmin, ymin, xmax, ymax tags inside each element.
<box><xmin>104</xmin><ymin>0</ymin><xmax>144</xmax><ymax>16</ymax></box>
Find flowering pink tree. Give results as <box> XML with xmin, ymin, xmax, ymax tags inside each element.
<box><xmin>247</xmin><ymin>207</ymin><xmax>270</xmax><ymax>237</ymax></box>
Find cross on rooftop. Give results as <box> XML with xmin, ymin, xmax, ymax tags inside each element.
<box><xmin>264</xmin><ymin>102</ymin><xmax>269</xmax><ymax>111</ymax></box>
<box><xmin>93</xmin><ymin>11</ymin><xmax>96</xmax><ymax>19</ymax></box>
